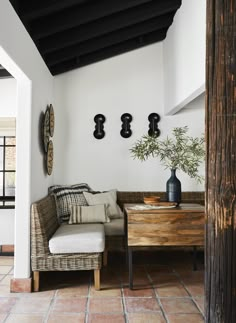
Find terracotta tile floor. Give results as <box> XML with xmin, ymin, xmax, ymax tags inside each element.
<box><xmin>0</xmin><ymin>250</ymin><xmax>205</xmax><ymax>322</ymax></box>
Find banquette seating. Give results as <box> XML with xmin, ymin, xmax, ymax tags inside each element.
<box><xmin>30</xmin><ymin>184</ymin><xmax>204</xmax><ymax>292</ymax></box>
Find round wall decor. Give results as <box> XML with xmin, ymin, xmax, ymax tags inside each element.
<box><xmin>46</xmin><ymin>140</ymin><xmax>53</xmax><ymax>175</ymax></box>
<box><xmin>42</xmin><ymin>106</ymin><xmax>50</xmax><ymax>153</ymax></box>
<box><xmin>41</xmin><ymin>104</ymin><xmax>55</xmax><ymax>175</ymax></box>
<box><xmin>49</xmin><ymin>104</ymin><xmax>55</xmax><ymax>137</ymax></box>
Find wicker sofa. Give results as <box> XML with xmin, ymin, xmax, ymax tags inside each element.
<box><xmin>31</xmin><ymin>190</ymin><xmax>204</xmax><ymax>292</ymax></box>
<box><xmin>31</xmin><ymin>194</ymin><xmax>105</xmax><ymax>292</ymax></box>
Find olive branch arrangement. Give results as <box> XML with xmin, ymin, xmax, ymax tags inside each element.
<box><xmin>130</xmin><ymin>126</ymin><xmax>205</xmax><ymax>183</ymax></box>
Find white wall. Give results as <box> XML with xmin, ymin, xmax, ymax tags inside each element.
<box><xmin>163</xmin><ymin>0</ymin><xmax>206</xmax><ymax>115</ymax></box>
<box><xmin>0</xmin><ymin>210</ymin><xmax>15</xmax><ymax>245</ymax></box>
<box><xmin>0</xmin><ymin>78</ymin><xmax>16</xmax><ymax>116</ymax></box>
<box><xmin>0</xmin><ymin>0</ymin><xmax>54</xmax><ymax>278</ymax></box>
<box><xmin>0</xmin><ymin>78</ymin><xmax>17</xmax><ymax>245</ymax></box>
<box><xmin>54</xmin><ymin>43</ymin><xmax>205</xmax><ymax>193</ymax></box>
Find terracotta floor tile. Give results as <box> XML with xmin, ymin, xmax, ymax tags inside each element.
<box><xmin>101</xmin><ymin>275</ymin><xmax>120</xmax><ymax>284</ymax></box>
<box><xmin>52</xmin><ymin>298</ymin><xmax>87</xmax><ymax>313</ymax></box>
<box><xmin>123</xmin><ymin>287</ymin><xmax>155</xmax><ymax>298</ymax></box>
<box><xmin>0</xmin><ymin>298</ymin><xmax>17</xmax><ymax>313</ymax></box>
<box><xmin>0</xmin><ymin>257</ymin><xmax>14</xmax><ymax>266</ymax></box>
<box><xmin>132</xmin><ymin>270</ymin><xmax>148</xmax><ymax>277</ymax></box>
<box><xmin>90</xmin><ymin>286</ymin><xmax>122</xmax><ymax>297</ymax></box>
<box><xmin>89</xmin><ymin>297</ymin><xmax>123</xmax><ymax>313</ymax></box>
<box><xmin>47</xmin><ymin>313</ymin><xmax>85</xmax><ymax>323</ymax></box>
<box><xmin>119</xmin><ymin>268</ymin><xmax>147</xmax><ymax>283</ymax></box>
<box><xmin>155</xmin><ymin>282</ymin><xmax>189</xmax><ymax>297</ymax></box>
<box><xmin>101</xmin><ymin>270</ymin><xmax>121</xmax><ymax>285</ymax></box>
<box><xmin>132</xmin><ymin>266</ymin><xmax>146</xmax><ymax>273</ymax></box>
<box><xmin>0</xmin><ymin>313</ymin><xmax>7</xmax><ymax>322</ymax></box>
<box><xmin>167</xmin><ymin>313</ymin><xmax>204</xmax><ymax>323</ymax></box>
<box><xmin>119</xmin><ymin>273</ymin><xmax>130</xmax><ymax>285</ymax></box>
<box><xmin>56</xmin><ymin>285</ymin><xmax>88</xmax><ymax>298</ymax></box>
<box><xmin>146</xmin><ymin>264</ymin><xmax>172</xmax><ymax>274</ymax></box>
<box><xmin>0</xmin><ymin>275</ymin><xmax>13</xmax><ymax>286</ymax></box>
<box><xmin>0</xmin><ymin>253</ymin><xmax>207</xmax><ymax>321</ymax></box>
<box><xmin>10</xmin><ymin>298</ymin><xmax>51</xmax><ymax>314</ymax></box>
<box><xmin>125</xmin><ymin>297</ymin><xmax>160</xmax><ymax>313</ymax></box>
<box><xmin>131</xmin><ymin>277</ymin><xmax>151</xmax><ymax>285</ymax></box>
<box><xmin>184</xmin><ymin>282</ymin><xmax>204</xmax><ymax>296</ymax></box>
<box><xmin>173</xmin><ymin>264</ymin><xmax>194</xmax><ymax>273</ymax></box>
<box><xmin>0</xmin><ymin>266</ymin><xmax>12</xmax><ymax>275</ymax></box>
<box><xmin>194</xmin><ymin>297</ymin><xmax>205</xmax><ymax>314</ymax></box>
<box><xmin>87</xmin><ymin>313</ymin><xmax>125</xmax><ymax>323</ymax></box>
<box><xmin>21</xmin><ymin>290</ymin><xmax>56</xmax><ymax>299</ymax></box>
<box><xmin>160</xmin><ymin>298</ymin><xmax>200</xmax><ymax>314</ymax></box>
<box><xmin>127</xmin><ymin>312</ymin><xmax>166</xmax><ymax>323</ymax></box>
<box><xmin>150</xmin><ymin>273</ymin><xmax>179</xmax><ymax>286</ymax></box>
<box><xmin>4</xmin><ymin>313</ymin><xmax>45</xmax><ymax>323</ymax></box>
<box><xmin>0</xmin><ymin>285</ymin><xmax>15</xmax><ymax>297</ymax></box>
<box><xmin>180</xmin><ymin>271</ymin><xmax>204</xmax><ymax>283</ymax></box>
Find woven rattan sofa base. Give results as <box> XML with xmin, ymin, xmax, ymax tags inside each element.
<box><xmin>31</xmin><ymin>253</ymin><xmax>102</xmax><ymax>272</ymax></box>
<box><xmin>31</xmin><ymin>195</ymin><xmax>103</xmax><ymax>292</ymax></box>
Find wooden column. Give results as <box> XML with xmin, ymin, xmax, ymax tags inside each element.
<box><xmin>206</xmin><ymin>0</ymin><xmax>236</xmax><ymax>322</ymax></box>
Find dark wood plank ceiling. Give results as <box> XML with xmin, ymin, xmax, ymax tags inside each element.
<box><xmin>0</xmin><ymin>65</ymin><xmax>12</xmax><ymax>78</ymax></box>
<box><xmin>9</xmin><ymin>0</ymin><xmax>182</xmax><ymax>75</ymax></box>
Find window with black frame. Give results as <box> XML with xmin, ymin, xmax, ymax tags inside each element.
<box><xmin>0</xmin><ymin>136</ymin><xmax>16</xmax><ymax>208</ymax></box>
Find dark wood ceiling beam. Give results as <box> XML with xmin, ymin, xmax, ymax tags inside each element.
<box><xmin>21</xmin><ymin>0</ymin><xmax>89</xmax><ymax>21</ymax></box>
<box><xmin>0</xmin><ymin>69</ymin><xmax>12</xmax><ymax>78</ymax></box>
<box><xmin>50</xmin><ymin>29</ymin><xmax>168</xmax><ymax>75</ymax></box>
<box><xmin>31</xmin><ymin>0</ymin><xmax>154</xmax><ymax>39</ymax></box>
<box><xmin>46</xmin><ymin>14</ymin><xmax>174</xmax><ymax>67</ymax></box>
<box><xmin>39</xmin><ymin>0</ymin><xmax>181</xmax><ymax>54</ymax></box>
<box><xmin>9</xmin><ymin>0</ymin><xmax>20</xmax><ymax>12</ymax></box>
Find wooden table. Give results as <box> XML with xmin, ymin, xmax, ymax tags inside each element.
<box><xmin>124</xmin><ymin>203</ymin><xmax>205</xmax><ymax>289</ymax></box>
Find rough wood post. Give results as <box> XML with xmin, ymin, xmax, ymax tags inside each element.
<box><xmin>206</xmin><ymin>0</ymin><xmax>236</xmax><ymax>322</ymax></box>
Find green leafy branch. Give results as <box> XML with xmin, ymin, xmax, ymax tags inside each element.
<box><xmin>130</xmin><ymin>126</ymin><xmax>205</xmax><ymax>183</ymax></box>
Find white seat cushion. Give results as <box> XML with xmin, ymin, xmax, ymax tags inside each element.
<box><xmin>104</xmin><ymin>218</ymin><xmax>124</xmax><ymax>236</ymax></box>
<box><xmin>49</xmin><ymin>223</ymin><xmax>105</xmax><ymax>254</ymax></box>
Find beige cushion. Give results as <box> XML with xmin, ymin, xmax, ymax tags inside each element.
<box><xmin>69</xmin><ymin>204</ymin><xmax>110</xmax><ymax>224</ymax></box>
<box><xmin>49</xmin><ymin>223</ymin><xmax>105</xmax><ymax>253</ymax></box>
<box><xmin>104</xmin><ymin>218</ymin><xmax>125</xmax><ymax>236</ymax></box>
<box><xmin>83</xmin><ymin>190</ymin><xmax>123</xmax><ymax>219</ymax></box>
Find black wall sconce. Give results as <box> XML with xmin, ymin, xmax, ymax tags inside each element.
<box><xmin>120</xmin><ymin>113</ymin><xmax>132</xmax><ymax>138</ymax></box>
<box><xmin>93</xmin><ymin>114</ymin><xmax>106</xmax><ymax>139</ymax></box>
<box><xmin>148</xmin><ymin>113</ymin><xmax>160</xmax><ymax>137</ymax></box>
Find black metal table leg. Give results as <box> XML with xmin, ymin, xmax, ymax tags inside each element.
<box><xmin>193</xmin><ymin>246</ymin><xmax>197</xmax><ymax>271</ymax></box>
<box><xmin>128</xmin><ymin>247</ymin><xmax>133</xmax><ymax>289</ymax></box>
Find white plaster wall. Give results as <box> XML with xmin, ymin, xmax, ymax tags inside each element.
<box><xmin>163</xmin><ymin>0</ymin><xmax>206</xmax><ymax>115</ymax></box>
<box><xmin>54</xmin><ymin>44</ymin><xmax>205</xmax><ymax>193</ymax></box>
<box><xmin>0</xmin><ymin>78</ymin><xmax>17</xmax><ymax>245</ymax></box>
<box><xmin>0</xmin><ymin>78</ymin><xmax>17</xmax><ymax>116</ymax></box>
<box><xmin>0</xmin><ymin>0</ymin><xmax>54</xmax><ymax>278</ymax></box>
<box><xmin>0</xmin><ymin>210</ymin><xmax>15</xmax><ymax>245</ymax></box>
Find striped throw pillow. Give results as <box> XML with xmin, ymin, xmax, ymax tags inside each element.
<box><xmin>69</xmin><ymin>204</ymin><xmax>110</xmax><ymax>224</ymax></box>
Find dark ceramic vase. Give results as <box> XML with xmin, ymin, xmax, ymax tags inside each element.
<box><xmin>166</xmin><ymin>169</ymin><xmax>181</xmax><ymax>204</ymax></box>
